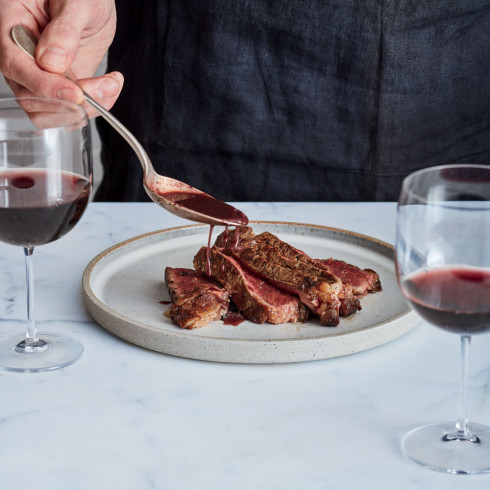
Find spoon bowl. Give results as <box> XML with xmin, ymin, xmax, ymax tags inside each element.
<box><xmin>11</xmin><ymin>25</ymin><xmax>248</xmax><ymax>227</ymax></box>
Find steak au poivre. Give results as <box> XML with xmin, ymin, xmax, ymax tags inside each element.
<box><xmin>164</xmin><ymin>226</ymin><xmax>382</xmax><ymax>329</ymax></box>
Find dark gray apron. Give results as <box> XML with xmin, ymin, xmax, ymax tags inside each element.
<box><xmin>95</xmin><ymin>0</ymin><xmax>490</xmax><ymax>202</ymax></box>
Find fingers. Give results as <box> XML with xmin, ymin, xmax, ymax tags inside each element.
<box><xmin>70</xmin><ymin>71</ymin><xmax>124</xmax><ymax>118</ymax></box>
<box><xmin>1</xmin><ymin>18</ymin><xmax>83</xmax><ymax>102</ymax></box>
<box><xmin>36</xmin><ymin>5</ymin><xmax>95</xmax><ymax>75</ymax></box>
<box><xmin>36</xmin><ymin>1</ymin><xmax>117</xmax><ymax>79</ymax></box>
<box><xmin>5</xmin><ymin>71</ymin><xmax>124</xmax><ymax>119</ymax></box>
<box><xmin>13</xmin><ymin>97</ymin><xmax>89</xmax><ymax>130</ymax></box>
<box><xmin>3</xmin><ymin>47</ymin><xmax>85</xmax><ymax>103</ymax></box>
<box><xmin>0</xmin><ymin>0</ymin><xmax>117</xmax><ymax>105</ymax></box>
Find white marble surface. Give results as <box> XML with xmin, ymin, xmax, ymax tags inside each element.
<box><xmin>1</xmin><ymin>202</ymin><xmax>490</xmax><ymax>489</ymax></box>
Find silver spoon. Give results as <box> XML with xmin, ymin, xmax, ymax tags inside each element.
<box><xmin>11</xmin><ymin>25</ymin><xmax>248</xmax><ymax>227</ymax></box>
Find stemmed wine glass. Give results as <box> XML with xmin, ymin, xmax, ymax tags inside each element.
<box><xmin>395</xmin><ymin>164</ymin><xmax>490</xmax><ymax>473</ymax></box>
<box><xmin>0</xmin><ymin>97</ymin><xmax>92</xmax><ymax>372</ymax></box>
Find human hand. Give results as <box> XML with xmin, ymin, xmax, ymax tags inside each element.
<box><xmin>0</xmin><ymin>0</ymin><xmax>123</xmax><ymax>117</ymax></box>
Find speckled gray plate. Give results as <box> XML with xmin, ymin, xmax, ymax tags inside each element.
<box><xmin>82</xmin><ymin>221</ymin><xmax>417</xmax><ymax>363</ymax></box>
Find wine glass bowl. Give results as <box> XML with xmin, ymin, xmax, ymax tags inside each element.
<box><xmin>395</xmin><ymin>164</ymin><xmax>490</xmax><ymax>473</ymax></box>
<box><xmin>0</xmin><ymin>97</ymin><xmax>92</xmax><ymax>372</ymax></box>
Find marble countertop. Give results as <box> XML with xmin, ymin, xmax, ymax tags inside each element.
<box><xmin>1</xmin><ymin>202</ymin><xmax>490</xmax><ymax>489</ymax></box>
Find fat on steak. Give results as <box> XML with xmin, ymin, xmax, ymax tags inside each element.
<box><xmin>316</xmin><ymin>258</ymin><xmax>382</xmax><ymax>297</ymax></box>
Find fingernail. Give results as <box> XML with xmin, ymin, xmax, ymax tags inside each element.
<box><xmin>56</xmin><ymin>87</ymin><xmax>79</xmax><ymax>102</ymax></box>
<box><xmin>96</xmin><ymin>76</ymin><xmax>121</xmax><ymax>100</ymax></box>
<box><xmin>40</xmin><ymin>46</ymin><xmax>68</xmax><ymax>68</ymax></box>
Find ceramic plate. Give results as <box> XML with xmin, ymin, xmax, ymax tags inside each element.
<box><xmin>82</xmin><ymin>222</ymin><xmax>417</xmax><ymax>363</ymax></box>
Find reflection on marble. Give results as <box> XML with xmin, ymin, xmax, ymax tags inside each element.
<box><xmin>1</xmin><ymin>203</ymin><xmax>490</xmax><ymax>489</ymax></box>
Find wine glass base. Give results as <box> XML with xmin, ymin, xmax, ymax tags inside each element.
<box><xmin>0</xmin><ymin>332</ymin><xmax>83</xmax><ymax>373</ymax></box>
<box><xmin>402</xmin><ymin>422</ymin><xmax>490</xmax><ymax>474</ymax></box>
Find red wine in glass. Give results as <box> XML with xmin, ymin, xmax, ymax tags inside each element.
<box><xmin>0</xmin><ymin>168</ymin><xmax>90</xmax><ymax>247</ymax></box>
<box><xmin>403</xmin><ymin>267</ymin><xmax>490</xmax><ymax>335</ymax></box>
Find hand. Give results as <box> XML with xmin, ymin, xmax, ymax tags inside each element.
<box><xmin>0</xmin><ymin>0</ymin><xmax>123</xmax><ymax>117</ymax></box>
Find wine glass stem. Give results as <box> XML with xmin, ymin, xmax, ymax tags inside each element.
<box><xmin>24</xmin><ymin>246</ymin><xmax>38</xmax><ymax>343</ymax></box>
<box><xmin>456</xmin><ymin>335</ymin><xmax>471</xmax><ymax>434</ymax></box>
<box><xmin>14</xmin><ymin>246</ymin><xmax>48</xmax><ymax>354</ymax></box>
<box><xmin>443</xmin><ymin>334</ymin><xmax>479</xmax><ymax>442</ymax></box>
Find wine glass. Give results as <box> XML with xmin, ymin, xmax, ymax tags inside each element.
<box><xmin>395</xmin><ymin>164</ymin><xmax>490</xmax><ymax>473</ymax></box>
<box><xmin>0</xmin><ymin>97</ymin><xmax>92</xmax><ymax>372</ymax></box>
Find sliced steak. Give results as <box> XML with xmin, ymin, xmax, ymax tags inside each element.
<box><xmin>169</xmin><ymin>226</ymin><xmax>382</xmax><ymax>328</ymax></box>
<box><xmin>316</xmin><ymin>258</ymin><xmax>382</xmax><ymax>297</ymax></box>
<box><xmin>164</xmin><ymin>267</ymin><xmax>230</xmax><ymax>329</ymax></box>
<box><xmin>248</xmin><ymin>230</ymin><xmax>382</xmax><ymax>314</ymax></box>
<box><xmin>231</xmin><ymin>245</ymin><xmax>342</xmax><ymax>325</ymax></box>
<box><xmin>194</xmin><ymin>246</ymin><xmax>309</xmax><ymax>324</ymax></box>
<box><xmin>214</xmin><ymin>227</ymin><xmax>345</xmax><ymax>325</ymax></box>
<box><xmin>252</xmin><ymin>232</ymin><xmax>362</xmax><ymax>317</ymax></box>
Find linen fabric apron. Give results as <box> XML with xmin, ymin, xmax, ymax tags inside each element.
<box><xmin>95</xmin><ymin>0</ymin><xmax>490</xmax><ymax>202</ymax></box>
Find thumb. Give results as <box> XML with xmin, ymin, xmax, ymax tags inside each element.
<box><xmin>35</xmin><ymin>4</ymin><xmax>93</xmax><ymax>74</ymax></box>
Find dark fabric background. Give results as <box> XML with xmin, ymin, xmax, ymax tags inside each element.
<box><xmin>95</xmin><ymin>0</ymin><xmax>490</xmax><ymax>202</ymax></box>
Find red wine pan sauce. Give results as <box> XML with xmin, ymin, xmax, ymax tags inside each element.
<box><xmin>222</xmin><ymin>311</ymin><xmax>246</xmax><ymax>326</ymax></box>
<box><xmin>163</xmin><ymin>192</ymin><xmax>248</xmax><ymax>226</ymax></box>
<box><xmin>403</xmin><ymin>267</ymin><xmax>490</xmax><ymax>334</ymax></box>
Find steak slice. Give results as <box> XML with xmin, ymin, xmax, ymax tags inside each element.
<box><xmin>252</xmin><ymin>232</ymin><xmax>361</xmax><ymax>317</ymax></box>
<box><xmin>164</xmin><ymin>267</ymin><xmax>230</xmax><ymax>329</ymax></box>
<box><xmin>316</xmin><ymin>258</ymin><xmax>382</xmax><ymax>297</ymax></box>
<box><xmin>230</xmin><ymin>244</ymin><xmax>342</xmax><ymax>325</ymax></box>
<box><xmin>215</xmin><ymin>228</ymin><xmax>344</xmax><ymax>325</ymax></box>
<box><xmin>211</xmin><ymin>226</ymin><xmax>381</xmax><ymax>325</ymax></box>
<box><xmin>212</xmin><ymin>228</ymin><xmax>339</xmax><ymax>325</ymax></box>
<box><xmin>214</xmin><ymin>225</ymin><xmax>256</xmax><ymax>249</ymax></box>
<box><xmin>194</xmin><ymin>246</ymin><xmax>309</xmax><ymax>324</ymax></box>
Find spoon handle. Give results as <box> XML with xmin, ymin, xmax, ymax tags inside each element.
<box><xmin>10</xmin><ymin>25</ymin><xmax>152</xmax><ymax>176</ymax></box>
<box><xmin>75</xmin><ymin>89</ymin><xmax>152</xmax><ymax>177</ymax></box>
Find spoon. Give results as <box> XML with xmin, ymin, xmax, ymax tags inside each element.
<box><xmin>11</xmin><ymin>25</ymin><xmax>248</xmax><ymax>227</ymax></box>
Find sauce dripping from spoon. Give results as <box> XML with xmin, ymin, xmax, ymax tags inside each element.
<box><xmin>162</xmin><ymin>192</ymin><xmax>249</xmax><ymax>278</ymax></box>
<box><xmin>206</xmin><ymin>224</ymin><xmax>215</xmax><ymax>277</ymax></box>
